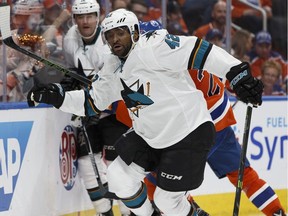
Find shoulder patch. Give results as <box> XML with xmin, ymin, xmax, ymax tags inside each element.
<box><xmin>165</xmin><ymin>34</ymin><xmax>180</xmax><ymax>49</ymax></box>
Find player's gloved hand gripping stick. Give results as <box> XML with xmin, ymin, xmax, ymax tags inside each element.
<box><xmin>226</xmin><ymin>62</ymin><xmax>263</xmax><ymax>106</ymax></box>
<box><xmin>225</xmin><ymin>62</ymin><xmax>262</xmax><ymax>215</ymax></box>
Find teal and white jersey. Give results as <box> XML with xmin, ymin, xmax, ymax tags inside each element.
<box><xmin>61</xmin><ymin>29</ymin><xmax>241</xmax><ymax>149</ymax></box>
<box><xmin>63</xmin><ymin>25</ymin><xmax>110</xmax><ymax>77</ymax></box>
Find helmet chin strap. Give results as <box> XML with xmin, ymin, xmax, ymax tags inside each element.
<box><xmin>77</xmin><ymin>26</ymin><xmax>97</xmax><ymax>40</ymax></box>
<box><xmin>122</xmin><ymin>32</ymin><xmax>139</xmax><ymax>59</ymax></box>
<box><xmin>122</xmin><ymin>42</ymin><xmax>136</xmax><ymax>59</ymax></box>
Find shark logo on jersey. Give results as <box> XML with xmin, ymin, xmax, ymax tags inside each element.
<box><xmin>144</xmin><ymin>30</ymin><xmax>159</xmax><ymax>41</ymax></box>
<box><xmin>165</xmin><ymin>34</ymin><xmax>180</xmax><ymax>49</ymax></box>
<box><xmin>120</xmin><ymin>78</ymin><xmax>153</xmax><ymax>117</ymax></box>
<box><xmin>0</xmin><ymin>121</ymin><xmax>32</xmax><ymax>212</ymax></box>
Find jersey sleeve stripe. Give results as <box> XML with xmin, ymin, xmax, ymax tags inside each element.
<box><xmin>188</xmin><ymin>39</ymin><xmax>212</xmax><ymax>70</ymax></box>
<box><xmin>84</xmin><ymin>89</ymin><xmax>101</xmax><ymax>116</ymax></box>
<box><xmin>188</xmin><ymin>38</ymin><xmax>201</xmax><ymax>70</ymax></box>
<box><xmin>199</xmin><ymin>41</ymin><xmax>212</xmax><ymax>69</ymax></box>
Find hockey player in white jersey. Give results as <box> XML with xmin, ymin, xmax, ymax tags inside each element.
<box><xmin>27</xmin><ymin>9</ymin><xmax>263</xmax><ymax>216</ymax></box>
<box><xmin>61</xmin><ymin>1</ymin><xmax>130</xmax><ymax>215</ymax></box>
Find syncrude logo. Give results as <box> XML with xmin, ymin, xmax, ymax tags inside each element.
<box><xmin>0</xmin><ymin>122</ymin><xmax>32</xmax><ymax>211</ymax></box>
<box><xmin>59</xmin><ymin>125</ymin><xmax>77</xmax><ymax>190</ymax></box>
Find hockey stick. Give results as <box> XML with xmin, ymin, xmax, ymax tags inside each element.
<box><xmin>233</xmin><ymin>103</ymin><xmax>253</xmax><ymax>216</ymax></box>
<box><xmin>0</xmin><ymin>5</ymin><xmax>91</xmax><ymax>87</ymax></box>
<box><xmin>232</xmin><ymin>99</ymin><xmax>239</xmax><ymax>109</ymax></box>
<box><xmin>80</xmin><ymin>117</ymin><xmax>120</xmax><ymax>199</ymax></box>
<box><xmin>80</xmin><ymin>117</ymin><xmax>108</xmax><ymax>196</ymax></box>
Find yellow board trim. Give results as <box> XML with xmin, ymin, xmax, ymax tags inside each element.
<box><xmin>62</xmin><ymin>189</ymin><xmax>287</xmax><ymax>216</ymax></box>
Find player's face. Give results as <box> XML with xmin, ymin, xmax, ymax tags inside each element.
<box><xmin>104</xmin><ymin>26</ymin><xmax>133</xmax><ymax>58</ymax></box>
<box><xmin>74</xmin><ymin>13</ymin><xmax>98</xmax><ymax>37</ymax></box>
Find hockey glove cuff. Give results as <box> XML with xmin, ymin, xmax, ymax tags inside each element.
<box><xmin>27</xmin><ymin>83</ymin><xmax>65</xmax><ymax>108</ymax></box>
<box><xmin>226</xmin><ymin>62</ymin><xmax>264</xmax><ymax>106</ymax></box>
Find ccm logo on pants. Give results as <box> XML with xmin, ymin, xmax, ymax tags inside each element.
<box><xmin>161</xmin><ymin>172</ymin><xmax>183</xmax><ymax>180</ymax></box>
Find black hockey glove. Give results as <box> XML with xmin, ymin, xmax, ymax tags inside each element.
<box><xmin>226</xmin><ymin>62</ymin><xmax>264</xmax><ymax>106</ymax></box>
<box><xmin>27</xmin><ymin>83</ymin><xmax>65</xmax><ymax>108</ymax></box>
<box><xmin>60</xmin><ymin>75</ymin><xmax>82</xmax><ymax>91</ymax></box>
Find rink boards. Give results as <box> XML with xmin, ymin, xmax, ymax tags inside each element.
<box><xmin>0</xmin><ymin>96</ymin><xmax>287</xmax><ymax>216</ymax></box>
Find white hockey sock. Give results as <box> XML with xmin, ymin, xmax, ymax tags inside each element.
<box><xmin>118</xmin><ymin>200</ymin><xmax>131</xmax><ymax>215</ymax></box>
<box><xmin>129</xmin><ymin>198</ymin><xmax>154</xmax><ymax>216</ymax></box>
<box><xmin>154</xmin><ymin>187</ymin><xmax>190</xmax><ymax>215</ymax></box>
<box><xmin>92</xmin><ymin>198</ymin><xmax>111</xmax><ymax>213</ymax></box>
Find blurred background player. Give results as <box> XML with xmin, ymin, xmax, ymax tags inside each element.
<box><xmin>61</xmin><ymin>0</ymin><xmax>131</xmax><ymax>215</ymax></box>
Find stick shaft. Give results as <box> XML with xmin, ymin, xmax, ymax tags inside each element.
<box><xmin>81</xmin><ymin>118</ymin><xmax>107</xmax><ymax>195</ymax></box>
<box><xmin>233</xmin><ymin>104</ymin><xmax>253</xmax><ymax>216</ymax></box>
<box><xmin>3</xmin><ymin>37</ymin><xmax>91</xmax><ymax>87</ymax></box>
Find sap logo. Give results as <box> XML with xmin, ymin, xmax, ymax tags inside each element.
<box><xmin>0</xmin><ymin>121</ymin><xmax>32</xmax><ymax>211</ymax></box>
<box><xmin>59</xmin><ymin>125</ymin><xmax>77</xmax><ymax>191</ymax></box>
<box><xmin>250</xmin><ymin>126</ymin><xmax>287</xmax><ymax>170</ymax></box>
<box><xmin>160</xmin><ymin>172</ymin><xmax>183</xmax><ymax>180</ymax></box>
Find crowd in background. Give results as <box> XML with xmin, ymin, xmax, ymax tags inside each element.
<box><xmin>0</xmin><ymin>0</ymin><xmax>287</xmax><ymax>102</ymax></box>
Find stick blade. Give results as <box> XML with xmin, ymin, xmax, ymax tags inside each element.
<box><xmin>0</xmin><ymin>4</ymin><xmax>11</xmax><ymax>40</ymax></box>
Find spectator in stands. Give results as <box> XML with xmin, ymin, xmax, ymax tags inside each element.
<box><xmin>166</xmin><ymin>0</ymin><xmax>189</xmax><ymax>35</ymax></box>
<box><xmin>261</xmin><ymin>60</ymin><xmax>286</xmax><ymax>95</ymax></box>
<box><xmin>205</xmin><ymin>28</ymin><xmax>223</xmax><ymax>47</ymax></box>
<box><xmin>112</xmin><ymin>0</ymin><xmax>129</xmax><ymax>10</ymax></box>
<box><xmin>167</xmin><ymin>21</ymin><xmax>187</xmax><ymax>36</ymax></box>
<box><xmin>231</xmin><ymin>29</ymin><xmax>253</xmax><ymax>62</ymax></box>
<box><xmin>230</xmin><ymin>0</ymin><xmax>273</xmax><ymax>34</ymax></box>
<box><xmin>180</xmin><ymin>0</ymin><xmax>217</xmax><ymax>34</ymax></box>
<box><xmin>193</xmin><ymin>0</ymin><xmax>235</xmax><ymax>41</ymax></box>
<box><xmin>144</xmin><ymin>0</ymin><xmax>161</xmax><ymax>22</ymax></box>
<box><xmin>0</xmin><ymin>0</ymin><xmax>45</xmax><ymax>102</ymax></box>
<box><xmin>269</xmin><ymin>0</ymin><xmax>287</xmax><ymax>60</ymax></box>
<box><xmin>10</xmin><ymin>0</ymin><xmax>43</xmax><ymax>35</ymax></box>
<box><xmin>129</xmin><ymin>0</ymin><xmax>149</xmax><ymax>21</ymax></box>
<box><xmin>41</xmin><ymin>0</ymin><xmax>71</xmax><ymax>61</ymax></box>
<box><xmin>249</xmin><ymin>30</ymin><xmax>287</xmax><ymax>88</ymax></box>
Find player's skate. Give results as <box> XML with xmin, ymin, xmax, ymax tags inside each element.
<box><xmin>187</xmin><ymin>195</ymin><xmax>209</xmax><ymax>216</ymax></box>
<box><xmin>193</xmin><ymin>201</ymin><xmax>210</xmax><ymax>216</ymax></box>
<box><xmin>129</xmin><ymin>210</ymin><xmax>161</xmax><ymax>216</ymax></box>
<box><xmin>96</xmin><ymin>208</ymin><xmax>114</xmax><ymax>216</ymax></box>
<box><xmin>273</xmin><ymin>209</ymin><xmax>286</xmax><ymax>216</ymax></box>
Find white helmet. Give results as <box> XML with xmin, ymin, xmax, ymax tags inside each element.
<box><xmin>72</xmin><ymin>0</ymin><xmax>100</xmax><ymax>16</ymax></box>
<box><xmin>101</xmin><ymin>9</ymin><xmax>139</xmax><ymax>45</ymax></box>
<box><xmin>13</xmin><ymin>0</ymin><xmax>44</xmax><ymax>15</ymax></box>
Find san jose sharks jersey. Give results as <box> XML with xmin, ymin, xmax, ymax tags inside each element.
<box><xmin>61</xmin><ymin>29</ymin><xmax>241</xmax><ymax>149</ymax></box>
<box><xmin>63</xmin><ymin>25</ymin><xmax>110</xmax><ymax>77</ymax></box>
